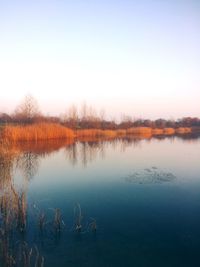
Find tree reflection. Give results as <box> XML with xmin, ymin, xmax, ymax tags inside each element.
<box><xmin>65</xmin><ymin>140</ymin><xmax>106</xmax><ymax>167</ymax></box>
<box><xmin>15</xmin><ymin>151</ymin><xmax>39</xmax><ymax>181</ymax></box>
<box><xmin>65</xmin><ymin>143</ymin><xmax>78</xmax><ymax>166</ymax></box>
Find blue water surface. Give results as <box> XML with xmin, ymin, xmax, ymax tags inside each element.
<box><xmin>1</xmin><ymin>136</ymin><xmax>200</xmax><ymax>267</ymax></box>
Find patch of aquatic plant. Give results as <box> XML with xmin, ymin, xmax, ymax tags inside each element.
<box><xmin>0</xmin><ymin>184</ymin><xmax>97</xmax><ymax>267</ymax></box>
<box><xmin>71</xmin><ymin>204</ymin><xmax>98</xmax><ymax>234</ymax></box>
<box><xmin>0</xmin><ymin>209</ymin><xmax>44</xmax><ymax>267</ymax></box>
<box><xmin>31</xmin><ymin>202</ymin><xmax>97</xmax><ymax>236</ymax></box>
<box><xmin>123</xmin><ymin>167</ymin><xmax>176</xmax><ymax>184</ymax></box>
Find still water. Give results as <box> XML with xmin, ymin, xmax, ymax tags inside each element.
<box><xmin>0</xmin><ymin>135</ymin><xmax>200</xmax><ymax>267</ymax></box>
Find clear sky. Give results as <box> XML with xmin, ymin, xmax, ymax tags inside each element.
<box><xmin>0</xmin><ymin>0</ymin><xmax>199</xmax><ymax>119</ymax></box>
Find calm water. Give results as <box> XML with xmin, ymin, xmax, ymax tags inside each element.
<box><xmin>1</xmin><ymin>135</ymin><xmax>200</xmax><ymax>267</ymax></box>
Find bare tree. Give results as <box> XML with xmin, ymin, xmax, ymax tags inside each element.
<box><xmin>80</xmin><ymin>101</ymin><xmax>88</xmax><ymax>121</ymax></box>
<box><xmin>64</xmin><ymin>104</ymin><xmax>79</xmax><ymax>128</ymax></box>
<box><xmin>14</xmin><ymin>95</ymin><xmax>41</xmax><ymax>123</ymax></box>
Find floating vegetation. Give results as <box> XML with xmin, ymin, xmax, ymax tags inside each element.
<box><xmin>123</xmin><ymin>167</ymin><xmax>176</xmax><ymax>184</ymax></box>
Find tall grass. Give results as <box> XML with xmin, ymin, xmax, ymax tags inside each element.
<box><xmin>175</xmin><ymin>127</ymin><xmax>192</xmax><ymax>134</ymax></box>
<box><xmin>1</xmin><ymin>123</ymin><xmax>193</xmax><ymax>142</ymax></box>
<box><xmin>2</xmin><ymin>123</ymin><xmax>74</xmax><ymax>142</ymax></box>
<box><xmin>163</xmin><ymin>128</ymin><xmax>175</xmax><ymax>135</ymax></box>
<box><xmin>152</xmin><ymin>128</ymin><xmax>164</xmax><ymax>135</ymax></box>
<box><xmin>126</xmin><ymin>127</ymin><xmax>152</xmax><ymax>135</ymax></box>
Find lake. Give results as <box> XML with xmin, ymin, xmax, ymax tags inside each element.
<box><xmin>0</xmin><ymin>135</ymin><xmax>200</xmax><ymax>267</ymax></box>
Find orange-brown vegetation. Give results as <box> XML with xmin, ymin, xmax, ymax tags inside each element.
<box><xmin>175</xmin><ymin>127</ymin><xmax>192</xmax><ymax>134</ymax></box>
<box><xmin>152</xmin><ymin>128</ymin><xmax>164</xmax><ymax>135</ymax></box>
<box><xmin>6</xmin><ymin>139</ymin><xmax>75</xmax><ymax>155</ymax></box>
<box><xmin>0</xmin><ymin>123</ymin><xmax>194</xmax><ymax>143</ymax></box>
<box><xmin>126</xmin><ymin>127</ymin><xmax>152</xmax><ymax>135</ymax></box>
<box><xmin>116</xmin><ymin>129</ymin><xmax>127</xmax><ymax>135</ymax></box>
<box><xmin>2</xmin><ymin>123</ymin><xmax>74</xmax><ymax>142</ymax></box>
<box><xmin>163</xmin><ymin>128</ymin><xmax>175</xmax><ymax>135</ymax></box>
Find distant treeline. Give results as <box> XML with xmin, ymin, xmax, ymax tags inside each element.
<box><xmin>0</xmin><ymin>95</ymin><xmax>200</xmax><ymax>130</ymax></box>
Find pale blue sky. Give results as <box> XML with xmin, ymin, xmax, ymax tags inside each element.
<box><xmin>0</xmin><ymin>0</ymin><xmax>199</xmax><ymax>119</ymax></box>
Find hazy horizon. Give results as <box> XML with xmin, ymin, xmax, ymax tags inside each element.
<box><xmin>0</xmin><ymin>0</ymin><xmax>199</xmax><ymax>119</ymax></box>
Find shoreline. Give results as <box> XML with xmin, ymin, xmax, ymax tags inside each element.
<box><xmin>1</xmin><ymin>123</ymin><xmax>200</xmax><ymax>143</ymax></box>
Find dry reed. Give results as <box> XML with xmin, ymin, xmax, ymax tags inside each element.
<box><xmin>175</xmin><ymin>127</ymin><xmax>192</xmax><ymax>134</ymax></box>
<box><xmin>126</xmin><ymin>127</ymin><xmax>152</xmax><ymax>135</ymax></box>
<box><xmin>152</xmin><ymin>128</ymin><xmax>164</xmax><ymax>135</ymax></box>
<box><xmin>2</xmin><ymin>123</ymin><xmax>74</xmax><ymax>142</ymax></box>
<box><xmin>116</xmin><ymin>129</ymin><xmax>127</xmax><ymax>135</ymax></box>
<box><xmin>1</xmin><ymin>123</ymin><xmax>193</xmax><ymax>143</ymax></box>
<box><xmin>163</xmin><ymin>128</ymin><xmax>175</xmax><ymax>135</ymax></box>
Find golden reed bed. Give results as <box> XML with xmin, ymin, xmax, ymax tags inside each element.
<box><xmin>0</xmin><ymin>123</ymin><xmax>192</xmax><ymax>142</ymax></box>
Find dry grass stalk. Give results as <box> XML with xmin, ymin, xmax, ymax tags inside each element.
<box><xmin>151</xmin><ymin>128</ymin><xmax>164</xmax><ymax>135</ymax></box>
<box><xmin>2</xmin><ymin>123</ymin><xmax>74</xmax><ymax>142</ymax></box>
<box><xmin>74</xmin><ymin>203</ymin><xmax>82</xmax><ymax>232</ymax></box>
<box><xmin>126</xmin><ymin>127</ymin><xmax>152</xmax><ymax>135</ymax></box>
<box><xmin>163</xmin><ymin>128</ymin><xmax>175</xmax><ymax>135</ymax></box>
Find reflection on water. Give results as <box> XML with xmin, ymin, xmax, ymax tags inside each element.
<box><xmin>0</xmin><ymin>134</ymin><xmax>200</xmax><ymax>267</ymax></box>
<box><xmin>16</xmin><ymin>152</ymin><xmax>40</xmax><ymax>181</ymax></box>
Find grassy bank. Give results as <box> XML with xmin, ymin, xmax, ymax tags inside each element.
<box><xmin>0</xmin><ymin>123</ymin><xmax>194</xmax><ymax>142</ymax></box>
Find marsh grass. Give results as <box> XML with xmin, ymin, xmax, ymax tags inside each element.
<box><xmin>0</xmin><ymin>178</ymin><xmax>45</xmax><ymax>267</ymax></box>
<box><xmin>0</xmin><ymin>185</ymin><xmax>96</xmax><ymax>267</ymax></box>
<box><xmin>163</xmin><ymin>128</ymin><xmax>175</xmax><ymax>135</ymax></box>
<box><xmin>2</xmin><ymin>123</ymin><xmax>74</xmax><ymax>142</ymax></box>
<box><xmin>126</xmin><ymin>127</ymin><xmax>152</xmax><ymax>135</ymax></box>
<box><xmin>1</xmin><ymin>123</ymin><xmax>193</xmax><ymax>143</ymax></box>
<box><xmin>151</xmin><ymin>128</ymin><xmax>164</xmax><ymax>135</ymax></box>
<box><xmin>175</xmin><ymin>127</ymin><xmax>192</xmax><ymax>134</ymax></box>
